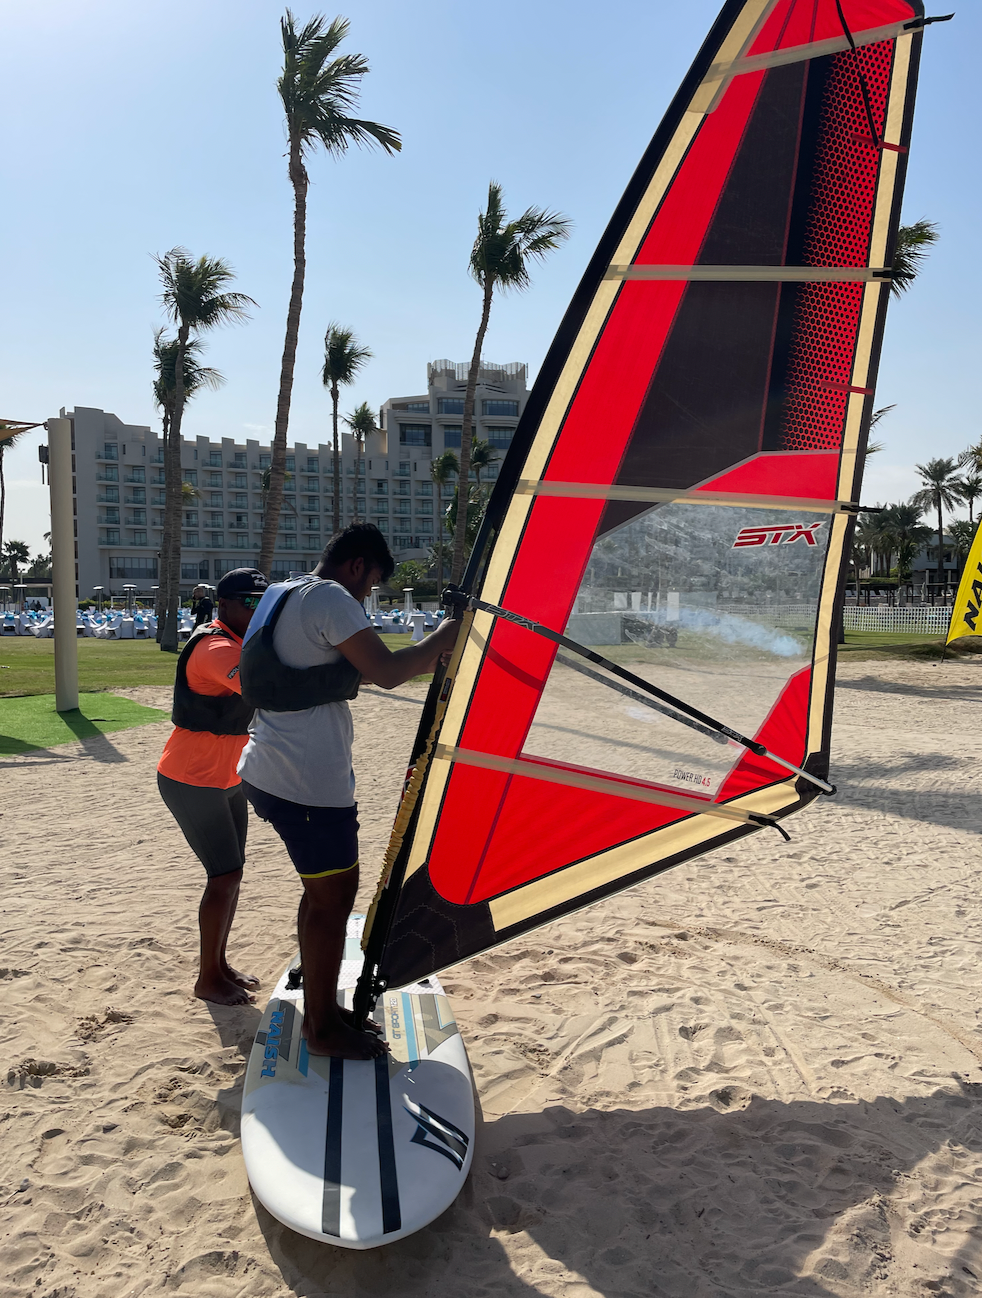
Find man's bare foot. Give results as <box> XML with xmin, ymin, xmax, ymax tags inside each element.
<box><xmin>195</xmin><ymin>974</ymin><xmax>256</xmax><ymax>1006</ymax></box>
<box><xmin>224</xmin><ymin>963</ymin><xmax>260</xmax><ymax>991</ymax></box>
<box><xmin>338</xmin><ymin>1004</ymin><xmax>383</xmax><ymax>1036</ymax></box>
<box><xmin>305</xmin><ymin>1022</ymin><xmax>389</xmax><ymax>1059</ymax></box>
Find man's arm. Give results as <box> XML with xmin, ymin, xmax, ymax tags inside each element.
<box><xmin>335</xmin><ymin>617</ymin><xmax>459</xmax><ymax>689</ymax></box>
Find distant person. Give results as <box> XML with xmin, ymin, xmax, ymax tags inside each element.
<box><xmin>237</xmin><ymin>524</ymin><xmax>457</xmax><ymax>1060</ymax></box>
<box><xmin>191</xmin><ymin>584</ymin><xmax>215</xmax><ymax>629</ymax></box>
<box><xmin>157</xmin><ymin>568</ymin><xmax>269</xmax><ymax>1005</ymax></box>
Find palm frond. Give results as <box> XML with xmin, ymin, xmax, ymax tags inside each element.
<box><xmin>891</xmin><ymin>218</ymin><xmax>939</xmax><ymax>297</ymax></box>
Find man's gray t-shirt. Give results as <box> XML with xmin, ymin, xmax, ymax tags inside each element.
<box><xmin>237</xmin><ymin>578</ymin><xmax>368</xmax><ymax>807</ymax></box>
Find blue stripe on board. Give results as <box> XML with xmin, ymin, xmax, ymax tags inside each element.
<box><xmin>374</xmin><ymin>1053</ymin><xmax>402</xmax><ymax>1234</ymax></box>
<box><xmin>401</xmin><ymin>993</ymin><xmax>420</xmax><ymax>1066</ymax></box>
<box><xmin>322</xmin><ymin>1058</ymin><xmax>344</xmax><ymax>1237</ymax></box>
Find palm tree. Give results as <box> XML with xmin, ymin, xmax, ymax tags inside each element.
<box><xmin>879</xmin><ymin>503</ymin><xmax>932</xmax><ymax>583</ymax></box>
<box><xmin>263</xmin><ymin>12</ymin><xmax>400</xmax><ymax>573</ymax></box>
<box><xmin>959</xmin><ymin>474</ymin><xmax>982</xmax><ymax>524</ymax></box>
<box><xmin>890</xmin><ymin>219</ymin><xmax>939</xmax><ymax>297</ymax></box>
<box><xmin>0</xmin><ymin>425</ymin><xmax>26</xmax><ymax>565</ymax></box>
<box><xmin>344</xmin><ymin>400</ymin><xmax>377</xmax><ymax>520</ymax></box>
<box><xmin>154</xmin><ymin>248</ymin><xmax>254</xmax><ymax>652</ymax></box>
<box><xmin>910</xmin><ymin>457</ymin><xmax>964</xmax><ymax>591</ymax></box>
<box><xmin>451</xmin><ymin>181</ymin><xmax>571</xmax><ymax>583</ymax></box>
<box><xmin>430</xmin><ymin>450</ymin><xmax>459</xmax><ymax>596</ymax></box>
<box><xmin>2</xmin><ymin>539</ymin><xmax>30</xmax><ymax>585</ymax></box>
<box><xmin>322</xmin><ymin>325</ymin><xmax>372</xmax><ymax>533</ymax></box>
<box><xmin>864</xmin><ymin>404</ymin><xmax>895</xmax><ymax>461</ymax></box>
<box><xmin>468</xmin><ymin>436</ymin><xmax>499</xmax><ymax>490</ymax></box>
<box><xmin>949</xmin><ymin>519</ymin><xmax>977</xmax><ymax>575</ymax></box>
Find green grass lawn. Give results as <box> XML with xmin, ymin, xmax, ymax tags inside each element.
<box><xmin>0</xmin><ymin>631</ymin><xmax>429</xmax><ymax>699</ymax></box>
<box><xmin>0</xmin><ymin>692</ymin><xmax>168</xmax><ymax>755</ymax></box>
<box><xmin>838</xmin><ymin>630</ymin><xmax>954</xmax><ymax>660</ymax></box>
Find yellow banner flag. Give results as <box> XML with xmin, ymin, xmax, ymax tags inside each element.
<box><xmin>946</xmin><ymin>520</ymin><xmax>982</xmax><ymax>645</ymax></box>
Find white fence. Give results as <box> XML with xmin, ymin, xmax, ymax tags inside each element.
<box><xmin>716</xmin><ymin>603</ymin><xmax>951</xmax><ymax>635</ymax></box>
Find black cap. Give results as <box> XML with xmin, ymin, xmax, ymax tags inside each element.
<box><xmin>216</xmin><ymin>568</ymin><xmax>268</xmax><ymax>599</ymax></box>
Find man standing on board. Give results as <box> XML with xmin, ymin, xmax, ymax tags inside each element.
<box><xmin>157</xmin><ymin>568</ymin><xmax>269</xmax><ymax>1005</ymax></box>
<box><xmin>238</xmin><ymin>523</ymin><xmax>457</xmax><ymax>1061</ymax></box>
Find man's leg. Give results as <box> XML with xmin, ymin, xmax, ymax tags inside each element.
<box><xmin>220</xmin><ymin>786</ymin><xmax>259</xmax><ymax>992</ymax></box>
<box><xmin>298</xmin><ymin>868</ymin><xmax>386</xmax><ymax>1059</ymax></box>
<box><xmin>195</xmin><ymin>869</ymin><xmax>254</xmax><ymax>1006</ymax></box>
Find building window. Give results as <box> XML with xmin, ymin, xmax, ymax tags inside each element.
<box><xmin>282</xmin><ymin>535</ymin><xmax>298</xmax><ymax>550</ymax></box>
<box><xmin>372</xmin><ymin>480</ymin><xmax>387</xmax><ymax>495</ymax></box>
<box><xmin>205</xmin><ymin>513</ymin><xmax>223</xmax><ymax>527</ymax></box>
<box><xmin>438</xmin><ymin>399</ymin><xmax>464</xmax><ymax>415</ymax></box>
<box><xmin>109</xmin><ymin>557</ymin><xmax>157</xmax><ymax>579</ymax></box>
<box><xmin>102</xmin><ymin>529</ymin><xmax>120</xmax><ymax>545</ymax></box>
<box><xmin>395</xmin><ymin>461</ymin><xmax>410</xmax><ymax>477</ymax></box>
<box><xmin>231</xmin><ymin>493</ymin><xmax>248</xmax><ymax>508</ymax></box>
<box><xmin>485</xmin><ymin>463</ymin><xmax>500</xmax><ymax>480</ymax></box>
<box><xmin>129</xmin><ymin>488</ymin><xmax>147</xmax><ymax>505</ymax></box>
<box><xmin>259</xmin><ymin>453</ymin><xmax>271</xmax><ymax>470</ymax></box>
<box><xmin>102</xmin><ymin>508</ymin><xmax>120</xmax><ymax>525</ymax></box>
<box><xmin>132</xmin><ymin>530</ymin><xmax>147</xmax><ymax>546</ymax></box>
<box><xmin>404</xmin><ymin>401</ymin><xmax>430</xmax><ymax>413</ymax></box>
<box><xmin>483</xmin><ymin>400</ymin><xmax>519</xmax><ymax>417</ymax></box>
<box><xmin>183</xmin><ymin>511</ymin><xmax>198</xmax><ymax>526</ymax></box>
<box><xmin>416</xmin><ymin>482</ymin><xmax>433</xmax><ymax>497</ymax></box>
<box><xmin>372</xmin><ymin>501</ymin><xmax>389</xmax><ymax>515</ymax></box>
<box><xmin>103</xmin><ymin>443</ymin><xmax>118</xmax><ymax>460</ymax></box>
<box><xmin>231</xmin><ymin>473</ymin><xmax>247</xmax><ymax>488</ymax></box>
<box><xmin>205</xmin><ymin>492</ymin><xmax>221</xmax><ymax>508</ymax></box>
<box><xmin>415</xmin><ymin>501</ymin><xmax>433</xmax><ymax>516</ymax></box>
<box><xmin>184</xmin><ymin>532</ymin><xmax>199</xmax><ymax>547</ymax></box>
<box><xmin>100</xmin><ymin>487</ymin><xmax>120</xmax><ymax>503</ymax></box>
<box><xmin>394</xmin><ymin>500</ymin><xmax>411</xmax><ymax>515</ymax></box>
<box><xmin>285</xmin><ymin>456</ymin><xmax>295</xmax><ymax>472</ymax></box>
<box><xmin>234</xmin><ymin>534</ymin><xmax>251</xmax><ymax>549</ymax></box>
<box><xmin>399</xmin><ymin>424</ymin><xmax>431</xmax><ymax>447</ymax></box>
<box><xmin>233</xmin><ymin>452</ymin><xmax>247</xmax><ymax>468</ymax></box>
<box><xmin>306</xmin><ymin>457</ymin><xmax>319</xmax><ymax>472</ymax></box>
<box><xmin>442</xmin><ymin>425</ymin><xmax>462</xmax><ymax>448</ymax></box>
<box><xmin>305</xmin><ymin>517</ymin><xmax>320</xmax><ymax>531</ymax></box>
<box><xmin>206</xmin><ymin>472</ymin><xmax>222</xmax><ymax>487</ymax></box>
<box><xmin>182</xmin><ymin>561</ymin><xmax>209</xmax><ymax>580</ymax></box>
<box><xmin>152</xmin><ymin>469</ymin><xmax>165</xmax><ymax>484</ymax></box>
<box><xmin>375</xmin><ymin>518</ymin><xmax>388</xmax><ymax>534</ymax></box>
<box><xmin>207</xmin><ymin>451</ymin><xmax>222</xmax><ymax>467</ymax></box>
<box><xmin>129</xmin><ymin>509</ymin><xmax>147</xmax><ymax>525</ymax></box>
<box><xmin>394</xmin><ymin>480</ymin><xmax>410</xmax><ymax>496</ymax></box>
<box><xmin>211</xmin><ymin>533</ymin><xmax>224</xmax><ymax>548</ymax></box>
<box><xmin>127</xmin><ymin>467</ymin><xmax>146</xmax><ymax>483</ymax></box>
<box><xmin>232</xmin><ymin>514</ymin><xmax>248</xmax><ymax>529</ymax></box>
<box><xmin>485</xmin><ymin>426</ymin><xmax>514</xmax><ymax>448</ymax></box>
<box><xmin>393</xmin><ymin>535</ymin><xmax>413</xmax><ymax>548</ymax></box>
<box><xmin>183</xmin><ymin>470</ymin><xmax>197</xmax><ymax>486</ymax></box>
<box><xmin>100</xmin><ymin>466</ymin><xmax>119</xmax><ymax>482</ymax></box>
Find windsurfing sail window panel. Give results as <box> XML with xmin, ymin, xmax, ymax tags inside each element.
<box><xmin>368</xmin><ymin>0</ymin><xmax>925</xmax><ymax>994</ymax></box>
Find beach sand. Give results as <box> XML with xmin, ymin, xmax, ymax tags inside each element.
<box><xmin>3</xmin><ymin>659</ymin><xmax>982</xmax><ymax>1296</ymax></box>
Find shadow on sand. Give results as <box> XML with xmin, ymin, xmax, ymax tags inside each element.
<box><xmin>249</xmin><ymin>1082</ymin><xmax>982</xmax><ymax>1297</ymax></box>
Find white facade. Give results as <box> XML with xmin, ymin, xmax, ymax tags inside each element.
<box><xmin>61</xmin><ymin>360</ymin><xmax>527</xmax><ymax>599</ymax></box>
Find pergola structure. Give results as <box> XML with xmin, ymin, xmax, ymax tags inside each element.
<box><xmin>1</xmin><ymin>417</ymin><xmax>79</xmax><ymax>711</ymax></box>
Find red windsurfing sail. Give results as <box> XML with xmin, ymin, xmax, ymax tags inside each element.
<box><xmin>356</xmin><ymin>0</ymin><xmax>929</xmax><ymax>1002</ymax></box>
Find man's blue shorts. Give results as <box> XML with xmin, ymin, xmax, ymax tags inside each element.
<box><xmin>242</xmin><ymin>782</ymin><xmax>359</xmax><ymax>880</ymax></box>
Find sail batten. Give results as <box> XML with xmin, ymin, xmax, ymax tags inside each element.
<box><xmin>354</xmin><ymin>0</ymin><xmax>927</xmax><ymax>1007</ymax></box>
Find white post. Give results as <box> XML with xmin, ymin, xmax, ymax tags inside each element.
<box><xmin>47</xmin><ymin>418</ymin><xmax>79</xmax><ymax>712</ymax></box>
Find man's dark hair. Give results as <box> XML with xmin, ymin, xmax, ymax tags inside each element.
<box><xmin>321</xmin><ymin>523</ymin><xmax>395</xmax><ymax>583</ymax></box>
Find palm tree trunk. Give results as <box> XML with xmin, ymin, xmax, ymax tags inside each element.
<box><xmin>436</xmin><ymin>504</ymin><xmax>444</xmax><ymax>596</ymax></box>
<box><xmin>0</xmin><ymin>449</ymin><xmax>6</xmax><ymax>571</ymax></box>
<box><xmin>261</xmin><ymin>137</ymin><xmax>307</xmax><ymax>576</ymax></box>
<box><xmin>937</xmin><ymin>500</ymin><xmax>945</xmax><ymax>594</ymax></box>
<box><xmin>332</xmin><ymin>381</ymin><xmax>341</xmax><ymax>533</ymax></box>
<box><xmin>155</xmin><ymin>408</ymin><xmax>171</xmax><ymax>641</ymax></box>
<box><xmin>451</xmin><ymin>281</ymin><xmax>493</xmax><ymax>585</ymax></box>
<box><xmin>160</xmin><ymin>328</ymin><xmax>189</xmax><ymax>652</ymax></box>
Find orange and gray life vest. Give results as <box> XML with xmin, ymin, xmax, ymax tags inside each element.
<box><xmin>172</xmin><ymin>625</ymin><xmax>254</xmax><ymax>735</ymax></box>
<box><xmin>238</xmin><ymin>581</ymin><xmax>361</xmax><ymax>713</ymax></box>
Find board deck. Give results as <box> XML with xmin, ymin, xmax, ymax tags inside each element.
<box><xmin>241</xmin><ymin>914</ymin><xmax>475</xmax><ymax>1249</ymax></box>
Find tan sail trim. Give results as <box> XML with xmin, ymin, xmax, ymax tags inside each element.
<box><xmin>489</xmin><ymin>780</ymin><xmax>797</xmax><ymax>930</ymax></box>
<box><xmin>704</xmin><ymin>21</ymin><xmax>912</xmax><ymax>88</ymax></box>
<box><xmin>516</xmin><ymin>480</ymin><xmax>855</xmax><ymax>513</ymax></box>
<box><xmin>604</xmin><ymin>265</ymin><xmax>891</xmax><ymax>282</ymax></box>
<box><xmin>688</xmin><ymin>0</ymin><xmax>782</xmax><ymax>114</ymax></box>
<box><xmin>434</xmin><ymin>743</ymin><xmax>770</xmax><ymax>829</ymax></box>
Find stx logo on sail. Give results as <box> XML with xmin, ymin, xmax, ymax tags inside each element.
<box><xmin>733</xmin><ymin>522</ymin><xmax>824</xmax><ymax>549</ymax></box>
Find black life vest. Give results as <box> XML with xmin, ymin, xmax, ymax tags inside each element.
<box><xmin>238</xmin><ymin>581</ymin><xmax>361</xmax><ymax>712</ymax></box>
<box><xmin>172</xmin><ymin>624</ymin><xmax>255</xmax><ymax>735</ymax></box>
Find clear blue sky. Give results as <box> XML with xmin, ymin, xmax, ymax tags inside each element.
<box><xmin>0</xmin><ymin>0</ymin><xmax>973</xmax><ymax>555</ymax></box>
